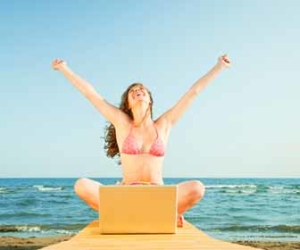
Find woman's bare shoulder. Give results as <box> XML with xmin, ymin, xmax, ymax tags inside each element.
<box><xmin>154</xmin><ymin>116</ymin><xmax>171</xmax><ymax>132</ymax></box>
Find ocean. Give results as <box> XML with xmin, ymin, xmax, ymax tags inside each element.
<box><xmin>0</xmin><ymin>178</ymin><xmax>299</xmax><ymax>242</ymax></box>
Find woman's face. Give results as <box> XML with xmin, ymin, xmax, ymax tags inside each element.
<box><xmin>127</xmin><ymin>84</ymin><xmax>151</xmax><ymax>109</ymax></box>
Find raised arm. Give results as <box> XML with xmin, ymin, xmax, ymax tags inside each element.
<box><xmin>160</xmin><ymin>54</ymin><xmax>231</xmax><ymax>126</ymax></box>
<box><xmin>52</xmin><ymin>59</ymin><xmax>129</xmax><ymax>126</ymax></box>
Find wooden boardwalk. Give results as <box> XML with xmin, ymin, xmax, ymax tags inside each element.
<box><xmin>40</xmin><ymin>220</ymin><xmax>262</xmax><ymax>250</ymax></box>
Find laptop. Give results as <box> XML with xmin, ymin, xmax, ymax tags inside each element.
<box><xmin>98</xmin><ymin>185</ymin><xmax>178</xmax><ymax>234</ymax></box>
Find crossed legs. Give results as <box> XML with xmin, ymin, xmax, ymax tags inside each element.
<box><xmin>74</xmin><ymin>178</ymin><xmax>102</xmax><ymax>211</ymax></box>
<box><xmin>74</xmin><ymin>178</ymin><xmax>205</xmax><ymax>226</ymax></box>
<box><xmin>176</xmin><ymin>180</ymin><xmax>206</xmax><ymax>226</ymax></box>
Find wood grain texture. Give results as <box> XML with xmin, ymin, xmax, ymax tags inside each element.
<box><xmin>39</xmin><ymin>220</ymin><xmax>263</xmax><ymax>250</ymax></box>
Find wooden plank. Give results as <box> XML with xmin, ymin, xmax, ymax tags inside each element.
<box><xmin>39</xmin><ymin>220</ymin><xmax>263</xmax><ymax>250</ymax></box>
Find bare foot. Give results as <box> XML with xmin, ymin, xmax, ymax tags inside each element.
<box><xmin>177</xmin><ymin>214</ymin><xmax>184</xmax><ymax>227</ymax></box>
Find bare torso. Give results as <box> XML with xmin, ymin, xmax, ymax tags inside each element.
<box><xmin>120</xmin><ymin>154</ymin><xmax>164</xmax><ymax>184</ymax></box>
<box><xmin>116</xmin><ymin>119</ymin><xmax>170</xmax><ymax>184</ymax></box>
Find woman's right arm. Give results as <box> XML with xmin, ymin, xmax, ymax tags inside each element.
<box><xmin>52</xmin><ymin>59</ymin><xmax>129</xmax><ymax>126</ymax></box>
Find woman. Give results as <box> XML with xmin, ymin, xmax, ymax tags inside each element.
<box><xmin>52</xmin><ymin>54</ymin><xmax>231</xmax><ymax>226</ymax></box>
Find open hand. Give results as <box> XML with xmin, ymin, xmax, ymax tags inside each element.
<box><xmin>52</xmin><ymin>59</ymin><xmax>66</xmax><ymax>70</ymax></box>
<box><xmin>218</xmin><ymin>54</ymin><xmax>231</xmax><ymax>68</ymax></box>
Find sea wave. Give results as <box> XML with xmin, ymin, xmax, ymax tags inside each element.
<box><xmin>215</xmin><ymin>224</ymin><xmax>300</xmax><ymax>233</ymax></box>
<box><xmin>0</xmin><ymin>225</ymin><xmax>41</xmax><ymax>233</ymax></box>
<box><xmin>33</xmin><ymin>185</ymin><xmax>63</xmax><ymax>192</ymax></box>
<box><xmin>207</xmin><ymin>184</ymin><xmax>257</xmax><ymax>194</ymax></box>
<box><xmin>206</xmin><ymin>184</ymin><xmax>257</xmax><ymax>189</ymax></box>
<box><xmin>268</xmin><ymin>185</ymin><xmax>300</xmax><ymax>194</ymax></box>
<box><xmin>220</xmin><ymin>189</ymin><xmax>257</xmax><ymax>194</ymax></box>
<box><xmin>0</xmin><ymin>223</ymin><xmax>85</xmax><ymax>234</ymax></box>
<box><xmin>206</xmin><ymin>184</ymin><xmax>300</xmax><ymax>195</ymax></box>
<box><xmin>0</xmin><ymin>187</ymin><xmax>12</xmax><ymax>194</ymax></box>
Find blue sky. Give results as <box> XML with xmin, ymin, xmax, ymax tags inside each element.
<box><xmin>1</xmin><ymin>0</ymin><xmax>299</xmax><ymax>178</ymax></box>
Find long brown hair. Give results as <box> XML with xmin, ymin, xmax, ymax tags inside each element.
<box><xmin>104</xmin><ymin>83</ymin><xmax>154</xmax><ymax>160</ymax></box>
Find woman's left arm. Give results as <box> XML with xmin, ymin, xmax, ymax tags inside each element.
<box><xmin>160</xmin><ymin>54</ymin><xmax>231</xmax><ymax>126</ymax></box>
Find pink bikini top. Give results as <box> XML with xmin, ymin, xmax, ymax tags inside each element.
<box><xmin>121</xmin><ymin>125</ymin><xmax>165</xmax><ymax>157</ymax></box>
